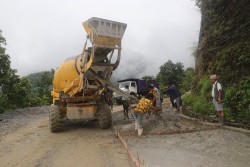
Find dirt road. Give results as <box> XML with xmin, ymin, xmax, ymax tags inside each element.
<box><xmin>1</xmin><ymin>102</ymin><xmax>250</xmax><ymax>167</ymax></box>
<box><xmin>0</xmin><ymin>107</ymin><xmax>133</xmax><ymax>167</ymax></box>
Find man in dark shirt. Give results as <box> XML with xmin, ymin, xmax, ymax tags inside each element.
<box><xmin>162</xmin><ymin>82</ymin><xmax>182</xmax><ymax>112</ymax></box>
<box><xmin>122</xmin><ymin>85</ymin><xmax>130</xmax><ymax>120</ymax></box>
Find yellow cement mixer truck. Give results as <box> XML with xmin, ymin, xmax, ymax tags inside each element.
<box><xmin>50</xmin><ymin>17</ymin><xmax>131</xmax><ymax>132</ymax></box>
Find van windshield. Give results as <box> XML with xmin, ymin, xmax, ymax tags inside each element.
<box><xmin>119</xmin><ymin>82</ymin><xmax>130</xmax><ymax>88</ymax></box>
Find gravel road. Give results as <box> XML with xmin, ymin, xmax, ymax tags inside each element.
<box><xmin>0</xmin><ymin>106</ymin><xmax>133</xmax><ymax>167</ymax></box>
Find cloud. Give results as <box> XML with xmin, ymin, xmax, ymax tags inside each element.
<box><xmin>113</xmin><ymin>50</ymin><xmax>150</xmax><ymax>80</ymax></box>
<box><xmin>0</xmin><ymin>0</ymin><xmax>201</xmax><ymax>77</ymax></box>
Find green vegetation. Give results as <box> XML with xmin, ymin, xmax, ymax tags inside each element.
<box><xmin>27</xmin><ymin>70</ymin><xmax>54</xmax><ymax>104</ymax></box>
<box><xmin>1</xmin><ymin>30</ymin><xmax>30</xmax><ymax>112</ymax></box>
<box><xmin>154</xmin><ymin>60</ymin><xmax>195</xmax><ymax>94</ymax></box>
<box><xmin>183</xmin><ymin>76</ymin><xmax>250</xmax><ymax>123</ymax></box>
<box><xmin>185</xmin><ymin>0</ymin><xmax>250</xmax><ymax>123</ymax></box>
<box><xmin>156</xmin><ymin>60</ymin><xmax>184</xmax><ymax>88</ymax></box>
<box><xmin>183</xmin><ymin>76</ymin><xmax>214</xmax><ymax>116</ymax></box>
<box><xmin>0</xmin><ymin>30</ymin><xmax>53</xmax><ymax>113</ymax></box>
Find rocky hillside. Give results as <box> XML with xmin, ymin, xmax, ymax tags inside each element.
<box><xmin>193</xmin><ymin>0</ymin><xmax>250</xmax><ymax>122</ymax></box>
<box><xmin>196</xmin><ymin>0</ymin><xmax>250</xmax><ymax>82</ymax></box>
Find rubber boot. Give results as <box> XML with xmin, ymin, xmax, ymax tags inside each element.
<box><xmin>138</xmin><ymin>128</ymin><xmax>143</xmax><ymax>136</ymax></box>
<box><xmin>125</xmin><ymin>112</ymin><xmax>129</xmax><ymax>120</ymax></box>
<box><xmin>135</xmin><ymin>122</ymin><xmax>138</xmax><ymax>133</ymax></box>
<box><xmin>123</xmin><ymin>111</ymin><xmax>126</xmax><ymax>120</ymax></box>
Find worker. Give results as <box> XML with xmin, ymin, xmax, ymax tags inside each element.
<box><xmin>148</xmin><ymin>84</ymin><xmax>157</xmax><ymax>106</ymax></box>
<box><xmin>133</xmin><ymin>93</ymin><xmax>161</xmax><ymax>136</ymax></box>
<box><xmin>122</xmin><ymin>85</ymin><xmax>130</xmax><ymax>120</ymax></box>
<box><xmin>149</xmin><ymin>84</ymin><xmax>162</xmax><ymax>109</ymax></box>
<box><xmin>162</xmin><ymin>82</ymin><xmax>182</xmax><ymax>112</ymax></box>
<box><xmin>105</xmin><ymin>89</ymin><xmax>113</xmax><ymax>111</ymax></box>
<box><xmin>147</xmin><ymin>84</ymin><xmax>162</xmax><ymax>117</ymax></box>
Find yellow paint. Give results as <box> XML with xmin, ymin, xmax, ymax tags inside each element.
<box><xmin>51</xmin><ymin>56</ymin><xmax>82</xmax><ymax>98</ymax></box>
<box><xmin>51</xmin><ymin>18</ymin><xmax>126</xmax><ymax>102</ymax></box>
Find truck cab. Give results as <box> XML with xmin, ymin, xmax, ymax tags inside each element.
<box><xmin>113</xmin><ymin>81</ymin><xmax>137</xmax><ymax>104</ymax></box>
<box><xmin>113</xmin><ymin>78</ymin><xmax>159</xmax><ymax>105</ymax></box>
<box><xmin>119</xmin><ymin>81</ymin><xmax>137</xmax><ymax>94</ymax></box>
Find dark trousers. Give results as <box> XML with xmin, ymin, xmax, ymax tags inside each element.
<box><xmin>122</xmin><ymin>100</ymin><xmax>129</xmax><ymax>119</ymax></box>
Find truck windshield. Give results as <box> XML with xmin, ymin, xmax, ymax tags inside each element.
<box><xmin>119</xmin><ymin>82</ymin><xmax>130</xmax><ymax>88</ymax></box>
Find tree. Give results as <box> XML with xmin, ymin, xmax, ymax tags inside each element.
<box><xmin>14</xmin><ymin>77</ymin><xmax>33</xmax><ymax>107</ymax></box>
<box><xmin>0</xmin><ymin>30</ymin><xmax>11</xmax><ymax>88</ymax></box>
<box><xmin>0</xmin><ymin>30</ymin><xmax>14</xmax><ymax>112</ymax></box>
<box><xmin>156</xmin><ymin>60</ymin><xmax>184</xmax><ymax>88</ymax></box>
<box><xmin>37</xmin><ymin>71</ymin><xmax>52</xmax><ymax>96</ymax></box>
<box><xmin>0</xmin><ymin>30</ymin><xmax>33</xmax><ymax>112</ymax></box>
<box><xmin>35</xmin><ymin>71</ymin><xmax>53</xmax><ymax>104</ymax></box>
<box><xmin>181</xmin><ymin>67</ymin><xmax>195</xmax><ymax>92</ymax></box>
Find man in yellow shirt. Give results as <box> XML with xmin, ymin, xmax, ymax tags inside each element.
<box><xmin>133</xmin><ymin>93</ymin><xmax>161</xmax><ymax>136</ymax></box>
<box><xmin>148</xmin><ymin>84</ymin><xmax>162</xmax><ymax>111</ymax></box>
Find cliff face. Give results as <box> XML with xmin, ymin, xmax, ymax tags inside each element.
<box><xmin>196</xmin><ymin>0</ymin><xmax>250</xmax><ymax>84</ymax></box>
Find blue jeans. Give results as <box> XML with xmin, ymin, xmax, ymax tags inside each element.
<box><xmin>134</xmin><ymin>111</ymin><xmax>143</xmax><ymax>128</ymax></box>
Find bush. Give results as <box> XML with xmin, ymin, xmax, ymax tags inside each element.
<box><xmin>183</xmin><ymin>92</ymin><xmax>214</xmax><ymax>116</ymax></box>
<box><xmin>184</xmin><ymin>76</ymin><xmax>250</xmax><ymax>124</ymax></box>
<box><xmin>224</xmin><ymin>77</ymin><xmax>250</xmax><ymax>123</ymax></box>
<box><xmin>28</xmin><ymin>95</ymin><xmax>44</xmax><ymax>107</ymax></box>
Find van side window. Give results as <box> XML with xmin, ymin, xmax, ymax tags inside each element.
<box><xmin>131</xmin><ymin>82</ymin><xmax>136</xmax><ymax>87</ymax></box>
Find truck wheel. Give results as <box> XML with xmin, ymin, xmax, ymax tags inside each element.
<box><xmin>97</xmin><ymin>104</ymin><xmax>112</xmax><ymax>129</ymax></box>
<box><xmin>49</xmin><ymin>104</ymin><xmax>63</xmax><ymax>133</ymax></box>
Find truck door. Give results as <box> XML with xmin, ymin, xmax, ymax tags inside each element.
<box><xmin>130</xmin><ymin>81</ymin><xmax>137</xmax><ymax>94</ymax></box>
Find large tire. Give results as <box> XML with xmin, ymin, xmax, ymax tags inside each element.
<box><xmin>49</xmin><ymin>104</ymin><xmax>63</xmax><ymax>133</ymax></box>
<box><xmin>97</xmin><ymin>104</ymin><xmax>112</xmax><ymax>129</ymax></box>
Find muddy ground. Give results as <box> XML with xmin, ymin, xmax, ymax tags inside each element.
<box><xmin>113</xmin><ymin>100</ymin><xmax>250</xmax><ymax>167</ymax></box>
<box><xmin>0</xmin><ymin>100</ymin><xmax>250</xmax><ymax>167</ymax></box>
<box><xmin>127</xmin><ymin>129</ymin><xmax>250</xmax><ymax>167</ymax></box>
<box><xmin>112</xmin><ymin>104</ymin><xmax>215</xmax><ymax>136</ymax></box>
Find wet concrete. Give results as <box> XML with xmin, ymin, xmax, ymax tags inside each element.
<box><xmin>112</xmin><ymin>99</ymin><xmax>250</xmax><ymax>167</ymax></box>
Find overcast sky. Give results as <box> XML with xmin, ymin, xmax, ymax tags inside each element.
<box><xmin>0</xmin><ymin>0</ymin><xmax>201</xmax><ymax>79</ymax></box>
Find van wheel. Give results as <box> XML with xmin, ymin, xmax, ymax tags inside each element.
<box><xmin>97</xmin><ymin>104</ymin><xmax>112</xmax><ymax>129</ymax></box>
<box><xmin>49</xmin><ymin>104</ymin><xmax>63</xmax><ymax>133</ymax></box>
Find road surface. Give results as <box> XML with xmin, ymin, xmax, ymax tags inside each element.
<box><xmin>0</xmin><ymin>107</ymin><xmax>133</xmax><ymax>167</ymax></box>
